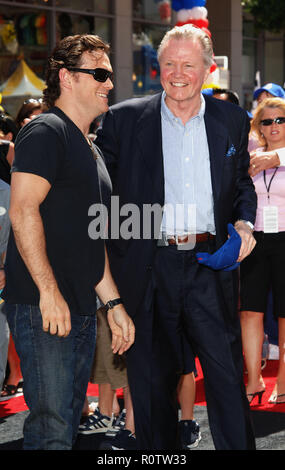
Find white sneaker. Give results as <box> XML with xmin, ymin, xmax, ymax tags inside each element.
<box><xmin>78</xmin><ymin>407</ymin><xmax>113</xmax><ymax>434</ymax></box>
<box><xmin>105</xmin><ymin>408</ymin><xmax>126</xmax><ymax>437</ymax></box>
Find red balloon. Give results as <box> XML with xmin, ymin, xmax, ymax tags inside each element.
<box><xmin>189</xmin><ymin>18</ymin><xmax>209</xmax><ymax>28</ymax></box>
<box><xmin>174</xmin><ymin>19</ymin><xmax>212</xmax><ymax>41</ymax></box>
<box><xmin>159</xmin><ymin>2</ymin><xmax>171</xmax><ymax>21</ymax></box>
<box><xmin>175</xmin><ymin>18</ymin><xmax>209</xmax><ymax>29</ymax></box>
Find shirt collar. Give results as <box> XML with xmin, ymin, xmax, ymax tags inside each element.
<box><xmin>161</xmin><ymin>91</ymin><xmax>206</xmax><ymax>125</ymax></box>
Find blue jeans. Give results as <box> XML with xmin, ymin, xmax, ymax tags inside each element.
<box><xmin>0</xmin><ymin>302</ymin><xmax>9</xmax><ymax>391</ymax></box>
<box><xmin>5</xmin><ymin>304</ymin><xmax>96</xmax><ymax>450</ymax></box>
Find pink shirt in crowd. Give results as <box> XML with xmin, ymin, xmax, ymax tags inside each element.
<box><xmin>253</xmin><ymin>148</ymin><xmax>285</xmax><ymax>232</ymax></box>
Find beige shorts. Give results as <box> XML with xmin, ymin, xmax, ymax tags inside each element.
<box><xmin>90</xmin><ymin>307</ymin><xmax>128</xmax><ymax>390</ymax></box>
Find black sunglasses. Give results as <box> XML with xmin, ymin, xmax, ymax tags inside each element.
<box><xmin>23</xmin><ymin>98</ymin><xmax>42</xmax><ymax>105</ymax></box>
<box><xmin>67</xmin><ymin>67</ymin><xmax>114</xmax><ymax>83</ymax></box>
<box><xmin>260</xmin><ymin>117</ymin><xmax>285</xmax><ymax>126</ymax></box>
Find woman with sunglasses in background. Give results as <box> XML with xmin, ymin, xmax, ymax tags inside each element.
<box><xmin>240</xmin><ymin>97</ymin><xmax>285</xmax><ymax>406</ymax></box>
<box><xmin>15</xmin><ymin>98</ymin><xmax>45</xmax><ymax>129</ymax></box>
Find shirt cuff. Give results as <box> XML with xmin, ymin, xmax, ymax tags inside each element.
<box><xmin>276</xmin><ymin>148</ymin><xmax>285</xmax><ymax>166</ymax></box>
<box><xmin>236</xmin><ymin>220</ymin><xmax>254</xmax><ymax>231</ymax></box>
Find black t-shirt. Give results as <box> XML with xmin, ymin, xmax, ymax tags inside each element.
<box><xmin>2</xmin><ymin>107</ymin><xmax>112</xmax><ymax>315</ymax></box>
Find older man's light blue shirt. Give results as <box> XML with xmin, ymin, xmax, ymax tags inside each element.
<box><xmin>160</xmin><ymin>92</ymin><xmax>215</xmax><ymax>235</ymax></box>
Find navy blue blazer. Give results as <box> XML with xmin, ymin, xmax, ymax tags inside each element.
<box><xmin>96</xmin><ymin>92</ymin><xmax>257</xmax><ymax>319</ymax></box>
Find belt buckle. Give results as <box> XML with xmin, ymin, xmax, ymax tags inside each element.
<box><xmin>177</xmin><ymin>233</ymin><xmax>196</xmax><ymax>251</ymax></box>
<box><xmin>175</xmin><ymin>234</ymin><xmax>188</xmax><ymax>245</ymax></box>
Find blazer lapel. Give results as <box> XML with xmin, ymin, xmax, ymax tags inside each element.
<box><xmin>136</xmin><ymin>93</ymin><xmax>165</xmax><ymax>205</ymax></box>
<box><xmin>204</xmin><ymin>97</ymin><xmax>229</xmax><ymax>202</ymax></box>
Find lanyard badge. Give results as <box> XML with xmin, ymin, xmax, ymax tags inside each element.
<box><xmin>263</xmin><ymin>169</ymin><xmax>278</xmax><ymax>233</ymax></box>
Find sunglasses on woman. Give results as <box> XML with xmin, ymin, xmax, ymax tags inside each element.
<box><xmin>23</xmin><ymin>98</ymin><xmax>43</xmax><ymax>105</ymax></box>
<box><xmin>260</xmin><ymin>117</ymin><xmax>285</xmax><ymax>126</ymax></box>
<box><xmin>67</xmin><ymin>67</ymin><xmax>114</xmax><ymax>83</ymax></box>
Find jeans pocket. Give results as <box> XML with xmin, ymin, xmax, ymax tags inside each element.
<box><xmin>5</xmin><ymin>303</ymin><xmax>23</xmax><ymax>340</ymax></box>
<box><xmin>81</xmin><ymin>315</ymin><xmax>93</xmax><ymax>331</ymax></box>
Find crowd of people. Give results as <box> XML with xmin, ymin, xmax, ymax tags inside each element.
<box><xmin>0</xmin><ymin>24</ymin><xmax>284</xmax><ymax>451</ymax></box>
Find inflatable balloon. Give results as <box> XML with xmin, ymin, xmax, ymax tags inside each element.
<box><xmin>171</xmin><ymin>1</ymin><xmax>218</xmax><ymax>78</ymax></box>
<box><xmin>159</xmin><ymin>1</ymin><xmax>172</xmax><ymax>21</ymax></box>
<box><xmin>172</xmin><ymin>0</ymin><xmax>206</xmax><ymax>10</ymax></box>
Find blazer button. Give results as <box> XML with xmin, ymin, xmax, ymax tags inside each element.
<box><xmin>146</xmin><ymin>265</ymin><xmax>152</xmax><ymax>271</ymax></box>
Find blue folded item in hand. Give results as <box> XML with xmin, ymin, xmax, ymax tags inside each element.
<box><xmin>196</xmin><ymin>223</ymin><xmax>241</xmax><ymax>271</ymax></box>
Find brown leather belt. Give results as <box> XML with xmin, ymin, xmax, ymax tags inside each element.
<box><xmin>167</xmin><ymin>232</ymin><xmax>215</xmax><ymax>245</ymax></box>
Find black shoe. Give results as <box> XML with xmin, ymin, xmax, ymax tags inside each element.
<box><xmin>179</xmin><ymin>420</ymin><xmax>201</xmax><ymax>449</ymax></box>
<box><xmin>100</xmin><ymin>429</ymin><xmax>137</xmax><ymax>450</ymax></box>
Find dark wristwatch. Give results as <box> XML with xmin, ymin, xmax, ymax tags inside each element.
<box><xmin>104</xmin><ymin>298</ymin><xmax>123</xmax><ymax>312</ymax></box>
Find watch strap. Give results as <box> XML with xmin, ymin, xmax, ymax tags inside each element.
<box><xmin>104</xmin><ymin>298</ymin><xmax>123</xmax><ymax>312</ymax></box>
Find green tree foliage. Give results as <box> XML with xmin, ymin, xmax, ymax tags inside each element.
<box><xmin>243</xmin><ymin>0</ymin><xmax>285</xmax><ymax>32</ymax></box>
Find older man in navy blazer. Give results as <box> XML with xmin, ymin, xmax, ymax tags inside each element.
<box><xmin>96</xmin><ymin>24</ymin><xmax>257</xmax><ymax>450</ymax></box>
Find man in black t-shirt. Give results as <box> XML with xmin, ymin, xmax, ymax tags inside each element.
<box><xmin>2</xmin><ymin>34</ymin><xmax>134</xmax><ymax>450</ymax></box>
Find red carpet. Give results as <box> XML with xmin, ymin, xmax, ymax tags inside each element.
<box><xmin>0</xmin><ymin>384</ymin><xmax>124</xmax><ymax>418</ymax></box>
<box><xmin>195</xmin><ymin>359</ymin><xmax>285</xmax><ymax>413</ymax></box>
<box><xmin>0</xmin><ymin>359</ymin><xmax>284</xmax><ymax>418</ymax></box>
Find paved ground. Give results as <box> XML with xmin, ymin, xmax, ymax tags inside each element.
<box><xmin>1</xmin><ymin>403</ymin><xmax>284</xmax><ymax>452</ymax></box>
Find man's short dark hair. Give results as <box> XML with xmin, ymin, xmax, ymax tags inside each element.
<box><xmin>43</xmin><ymin>34</ymin><xmax>110</xmax><ymax>109</ymax></box>
<box><xmin>212</xmin><ymin>88</ymin><xmax>240</xmax><ymax>106</ymax></box>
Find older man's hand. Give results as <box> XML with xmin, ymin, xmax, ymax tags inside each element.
<box><xmin>234</xmin><ymin>220</ymin><xmax>256</xmax><ymax>262</ymax></box>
